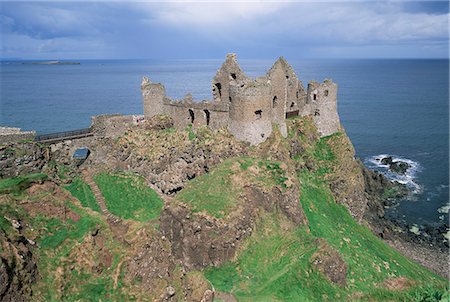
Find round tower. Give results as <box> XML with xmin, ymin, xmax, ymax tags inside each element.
<box><xmin>228</xmin><ymin>80</ymin><xmax>272</xmax><ymax>145</ymax></box>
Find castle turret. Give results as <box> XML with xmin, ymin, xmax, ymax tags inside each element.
<box><xmin>141</xmin><ymin>77</ymin><xmax>166</xmax><ymax>118</ymax></box>
<box><xmin>228</xmin><ymin>80</ymin><xmax>272</xmax><ymax>145</ymax></box>
<box><xmin>306</xmin><ymin>79</ymin><xmax>340</xmax><ymax>137</ymax></box>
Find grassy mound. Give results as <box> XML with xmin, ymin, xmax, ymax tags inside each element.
<box><xmin>94</xmin><ymin>172</ymin><xmax>163</xmax><ymax>222</ymax></box>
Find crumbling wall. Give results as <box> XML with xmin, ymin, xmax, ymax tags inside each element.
<box><xmin>162</xmin><ymin>94</ymin><xmax>229</xmax><ymax>129</ymax></box>
<box><xmin>305</xmin><ymin>80</ymin><xmax>340</xmax><ymax>137</ymax></box>
<box><xmin>228</xmin><ymin>80</ymin><xmax>273</xmax><ymax>145</ymax></box>
<box><xmin>91</xmin><ymin>114</ymin><xmax>133</xmax><ymax>138</ymax></box>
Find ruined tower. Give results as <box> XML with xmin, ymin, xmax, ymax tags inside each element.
<box><xmin>228</xmin><ymin>79</ymin><xmax>273</xmax><ymax>145</ymax></box>
<box><xmin>305</xmin><ymin>80</ymin><xmax>340</xmax><ymax>137</ymax></box>
<box><xmin>266</xmin><ymin>57</ymin><xmax>308</xmax><ymax>137</ymax></box>
<box><xmin>141</xmin><ymin>77</ymin><xmax>166</xmax><ymax>118</ymax></box>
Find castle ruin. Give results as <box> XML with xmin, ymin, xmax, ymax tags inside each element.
<box><xmin>142</xmin><ymin>54</ymin><xmax>340</xmax><ymax>145</ymax></box>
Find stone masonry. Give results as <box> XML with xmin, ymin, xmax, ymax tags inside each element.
<box><xmin>142</xmin><ymin>54</ymin><xmax>340</xmax><ymax>145</ymax></box>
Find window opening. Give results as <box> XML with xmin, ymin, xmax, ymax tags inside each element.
<box><xmin>255</xmin><ymin>110</ymin><xmax>262</xmax><ymax>120</ymax></box>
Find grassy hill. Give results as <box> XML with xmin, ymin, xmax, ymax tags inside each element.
<box><xmin>0</xmin><ymin>116</ymin><xmax>447</xmax><ymax>301</ymax></box>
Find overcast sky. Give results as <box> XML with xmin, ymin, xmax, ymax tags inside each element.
<box><xmin>0</xmin><ymin>1</ymin><xmax>448</xmax><ymax>59</ymax></box>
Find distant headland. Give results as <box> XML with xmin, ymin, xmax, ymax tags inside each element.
<box><xmin>22</xmin><ymin>61</ymin><xmax>80</xmax><ymax>65</ymax></box>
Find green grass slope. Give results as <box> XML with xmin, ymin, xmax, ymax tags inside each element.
<box><xmin>184</xmin><ymin>119</ymin><xmax>448</xmax><ymax>301</ymax></box>
<box><xmin>65</xmin><ymin>177</ymin><xmax>101</xmax><ymax>212</ymax></box>
<box><xmin>203</xmin><ymin>168</ymin><xmax>446</xmax><ymax>301</ymax></box>
<box><xmin>94</xmin><ymin>172</ymin><xmax>163</xmax><ymax>222</ymax></box>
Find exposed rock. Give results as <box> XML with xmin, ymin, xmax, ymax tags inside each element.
<box><xmin>0</xmin><ymin>230</ymin><xmax>38</xmax><ymax>302</ymax></box>
<box><xmin>310</xmin><ymin>239</ymin><xmax>347</xmax><ymax>286</ymax></box>
<box><xmin>165</xmin><ymin>286</ymin><xmax>175</xmax><ymax>298</ymax></box>
<box><xmin>321</xmin><ymin>132</ymin><xmax>368</xmax><ymax>222</ymax></box>
<box><xmin>160</xmin><ymin>203</ymin><xmax>252</xmax><ymax>270</ymax></box>
<box><xmin>126</xmin><ymin>229</ymin><xmax>175</xmax><ymax>291</ymax></box>
<box><xmin>200</xmin><ymin>289</ymin><xmax>214</xmax><ymax>302</ymax></box>
<box><xmin>380</xmin><ymin>156</ymin><xmax>410</xmax><ymax>175</ymax></box>
<box><xmin>0</xmin><ymin>143</ymin><xmax>47</xmax><ymax>178</ymax></box>
<box><xmin>143</xmin><ymin>115</ymin><xmax>174</xmax><ymax>130</ymax></box>
<box><xmin>160</xmin><ymin>184</ymin><xmax>306</xmax><ymax>270</ymax></box>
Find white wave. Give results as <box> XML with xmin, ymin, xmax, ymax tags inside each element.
<box><xmin>365</xmin><ymin>154</ymin><xmax>422</xmax><ymax>194</ymax></box>
<box><xmin>437</xmin><ymin>204</ymin><xmax>450</xmax><ymax>214</ymax></box>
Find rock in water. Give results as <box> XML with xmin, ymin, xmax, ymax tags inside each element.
<box><xmin>380</xmin><ymin>156</ymin><xmax>410</xmax><ymax>175</ymax></box>
<box><xmin>390</xmin><ymin>161</ymin><xmax>410</xmax><ymax>175</ymax></box>
<box><xmin>381</xmin><ymin>156</ymin><xmax>394</xmax><ymax>165</ymax></box>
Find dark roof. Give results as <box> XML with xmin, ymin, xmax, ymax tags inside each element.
<box><xmin>73</xmin><ymin>147</ymin><xmax>90</xmax><ymax>159</ymax></box>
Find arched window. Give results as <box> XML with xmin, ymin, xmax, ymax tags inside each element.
<box><xmin>214</xmin><ymin>83</ymin><xmax>222</xmax><ymax>97</ymax></box>
<box><xmin>188</xmin><ymin>109</ymin><xmax>195</xmax><ymax>123</ymax></box>
<box><xmin>272</xmin><ymin>96</ymin><xmax>278</xmax><ymax>108</ymax></box>
<box><xmin>203</xmin><ymin>109</ymin><xmax>210</xmax><ymax>126</ymax></box>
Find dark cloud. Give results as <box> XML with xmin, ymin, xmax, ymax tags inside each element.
<box><xmin>401</xmin><ymin>1</ymin><xmax>449</xmax><ymax>15</ymax></box>
<box><xmin>0</xmin><ymin>1</ymin><xmax>448</xmax><ymax>59</ymax></box>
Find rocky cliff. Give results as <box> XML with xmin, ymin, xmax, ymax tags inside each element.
<box><xmin>0</xmin><ymin>114</ymin><xmax>447</xmax><ymax>301</ymax></box>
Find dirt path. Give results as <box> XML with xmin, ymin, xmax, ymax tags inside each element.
<box><xmin>81</xmin><ymin>169</ymin><xmax>128</xmax><ymax>240</ymax></box>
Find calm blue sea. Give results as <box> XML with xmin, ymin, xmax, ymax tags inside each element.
<box><xmin>0</xmin><ymin>59</ymin><xmax>448</xmax><ymax>226</ymax></box>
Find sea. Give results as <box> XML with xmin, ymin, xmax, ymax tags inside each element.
<box><xmin>1</xmin><ymin>59</ymin><xmax>448</xmax><ymax>229</ymax></box>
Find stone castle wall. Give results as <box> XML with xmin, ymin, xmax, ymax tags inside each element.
<box><xmin>91</xmin><ymin>114</ymin><xmax>134</xmax><ymax>138</ymax></box>
<box><xmin>141</xmin><ymin>54</ymin><xmax>340</xmax><ymax>145</ymax></box>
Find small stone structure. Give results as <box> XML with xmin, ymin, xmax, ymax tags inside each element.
<box><xmin>0</xmin><ymin>127</ymin><xmax>35</xmax><ymax>144</ymax></box>
<box><xmin>142</xmin><ymin>54</ymin><xmax>340</xmax><ymax>145</ymax></box>
<box><xmin>90</xmin><ymin>114</ymin><xmax>134</xmax><ymax>138</ymax></box>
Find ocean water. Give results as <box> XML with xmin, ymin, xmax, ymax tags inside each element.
<box><xmin>1</xmin><ymin>59</ymin><xmax>448</xmax><ymax>226</ymax></box>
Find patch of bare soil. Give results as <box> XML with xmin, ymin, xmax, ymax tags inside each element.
<box><xmin>383</xmin><ymin>276</ymin><xmax>414</xmax><ymax>291</ymax></box>
<box><xmin>21</xmin><ymin>182</ymin><xmax>80</xmax><ymax>222</ymax></box>
<box><xmin>107</xmin><ymin>218</ymin><xmax>129</xmax><ymax>244</ymax></box>
<box><xmin>310</xmin><ymin>238</ymin><xmax>348</xmax><ymax>286</ymax></box>
<box><xmin>125</xmin><ymin>228</ymin><xmax>174</xmax><ymax>291</ymax></box>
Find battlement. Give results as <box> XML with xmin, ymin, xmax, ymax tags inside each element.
<box><xmin>141</xmin><ymin>54</ymin><xmax>340</xmax><ymax>145</ymax></box>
